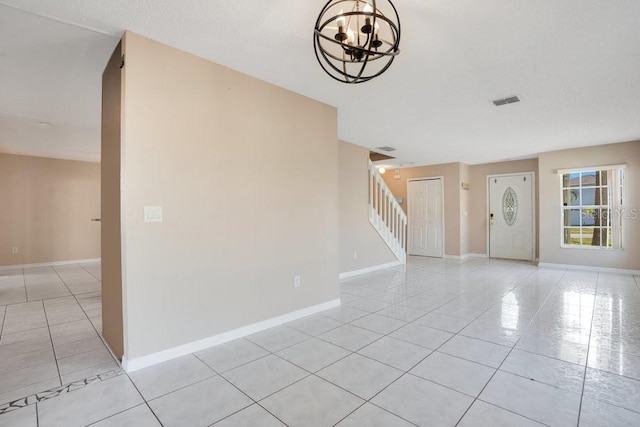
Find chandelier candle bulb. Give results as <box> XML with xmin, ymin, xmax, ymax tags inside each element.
<box><xmin>336</xmin><ymin>11</ymin><xmax>346</xmax><ymax>28</ymax></box>
<box><xmin>347</xmin><ymin>28</ymin><xmax>356</xmax><ymax>44</ymax></box>
<box><xmin>314</xmin><ymin>0</ymin><xmax>401</xmax><ymax>83</ymax></box>
<box><xmin>362</xmin><ymin>3</ymin><xmax>374</xmax><ymax>33</ymax></box>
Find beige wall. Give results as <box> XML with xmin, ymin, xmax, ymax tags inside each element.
<box><xmin>384</xmin><ymin>159</ymin><xmax>539</xmax><ymax>258</ymax></box>
<box><xmin>119</xmin><ymin>32</ymin><xmax>339</xmax><ymax>360</ymax></box>
<box><xmin>468</xmin><ymin>159</ymin><xmax>539</xmax><ymax>256</ymax></box>
<box><xmin>101</xmin><ymin>41</ymin><xmax>124</xmax><ymax>359</ymax></box>
<box><xmin>539</xmin><ymin>140</ymin><xmax>640</xmax><ymax>270</ymax></box>
<box><xmin>379</xmin><ymin>143</ymin><xmax>639</xmax><ymax>271</ymax></box>
<box><xmin>384</xmin><ymin>163</ymin><xmax>462</xmax><ymax>256</ymax></box>
<box><xmin>339</xmin><ymin>141</ymin><xmax>396</xmax><ymax>273</ymax></box>
<box><xmin>0</xmin><ymin>153</ymin><xmax>100</xmax><ymax>266</ymax></box>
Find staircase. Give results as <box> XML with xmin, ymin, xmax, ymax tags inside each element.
<box><xmin>368</xmin><ymin>160</ymin><xmax>407</xmax><ymax>263</ymax></box>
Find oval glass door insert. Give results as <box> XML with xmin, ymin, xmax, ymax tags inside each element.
<box><xmin>502</xmin><ymin>187</ymin><xmax>518</xmax><ymax>226</ymax></box>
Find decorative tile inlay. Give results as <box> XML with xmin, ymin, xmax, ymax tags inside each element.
<box><xmin>502</xmin><ymin>187</ymin><xmax>518</xmax><ymax>226</ymax></box>
<box><xmin>0</xmin><ymin>368</ymin><xmax>125</xmax><ymax>415</ymax></box>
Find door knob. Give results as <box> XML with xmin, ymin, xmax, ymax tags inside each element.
<box><xmin>91</xmin><ymin>218</ymin><xmax>101</xmax><ymax>222</ymax></box>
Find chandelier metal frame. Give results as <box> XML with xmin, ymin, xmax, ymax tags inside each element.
<box><xmin>313</xmin><ymin>0</ymin><xmax>401</xmax><ymax>84</ymax></box>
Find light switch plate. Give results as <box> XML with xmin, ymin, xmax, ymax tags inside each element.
<box><xmin>144</xmin><ymin>206</ymin><xmax>163</xmax><ymax>222</ymax></box>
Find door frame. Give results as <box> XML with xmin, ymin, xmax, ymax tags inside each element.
<box><xmin>486</xmin><ymin>172</ymin><xmax>536</xmax><ymax>261</ymax></box>
<box><xmin>407</xmin><ymin>176</ymin><xmax>445</xmax><ymax>257</ymax></box>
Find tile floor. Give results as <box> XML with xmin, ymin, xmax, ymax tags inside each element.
<box><xmin>0</xmin><ymin>262</ymin><xmax>117</xmax><ymax>409</ymax></box>
<box><xmin>1</xmin><ymin>257</ymin><xmax>640</xmax><ymax>426</ymax></box>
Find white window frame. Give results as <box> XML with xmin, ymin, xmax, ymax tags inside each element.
<box><xmin>558</xmin><ymin>165</ymin><xmax>625</xmax><ymax>250</ymax></box>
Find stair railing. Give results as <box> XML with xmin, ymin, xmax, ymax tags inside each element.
<box><xmin>368</xmin><ymin>160</ymin><xmax>407</xmax><ymax>263</ymax></box>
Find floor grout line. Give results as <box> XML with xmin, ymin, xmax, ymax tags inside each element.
<box><xmin>120</xmin><ymin>372</ymin><xmax>165</xmax><ymax>427</ymax></box>
<box><xmin>326</xmin><ymin>262</ymin><xmax>542</xmax><ymax>426</ymax></box>
<box><xmin>190</xmin><ymin>351</ymin><xmax>293</xmax><ymax>426</ymax></box>
<box><xmin>0</xmin><ymin>263</ymin><xmax>119</xmax><ymax>416</ymax></box>
<box><xmin>3</xmin><ymin>259</ymin><xmax>640</xmax><ymax>424</ymax></box>
<box><xmin>576</xmin><ymin>272</ymin><xmax>601</xmax><ymax>427</ymax></box>
<box><xmin>50</xmin><ymin>265</ymin><xmax>119</xmax><ymax>376</ymax></box>
<box><xmin>40</xmin><ymin>299</ymin><xmax>64</xmax><ymax>402</ymax></box>
<box><xmin>452</xmin><ymin>269</ymin><xmax>570</xmax><ymax>426</ymax></box>
<box><xmin>0</xmin><ymin>301</ymin><xmax>8</xmax><ymax>339</ymax></box>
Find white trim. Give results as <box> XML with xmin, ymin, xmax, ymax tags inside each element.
<box><xmin>486</xmin><ymin>171</ymin><xmax>536</xmax><ymax>261</ymax></box>
<box><xmin>368</xmin><ymin>161</ymin><xmax>407</xmax><ymax>263</ymax></box>
<box><xmin>339</xmin><ymin>261</ymin><xmax>403</xmax><ymax>279</ymax></box>
<box><xmin>465</xmin><ymin>253</ymin><xmax>489</xmax><ymax>259</ymax></box>
<box><xmin>556</xmin><ymin>164</ymin><xmax>626</xmax><ymax>174</ymax></box>
<box><xmin>0</xmin><ymin>258</ymin><xmax>101</xmax><ymax>271</ymax></box>
<box><xmin>121</xmin><ymin>298</ymin><xmax>341</xmax><ymax>372</ymax></box>
<box><xmin>442</xmin><ymin>253</ymin><xmax>487</xmax><ymax>261</ymax></box>
<box><xmin>559</xmin><ymin>168</ymin><xmax>624</xmax><ymax>250</ymax></box>
<box><xmin>538</xmin><ymin>262</ymin><xmax>640</xmax><ymax>276</ymax></box>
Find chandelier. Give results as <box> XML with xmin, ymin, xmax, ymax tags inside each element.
<box><xmin>313</xmin><ymin>0</ymin><xmax>401</xmax><ymax>84</ymax></box>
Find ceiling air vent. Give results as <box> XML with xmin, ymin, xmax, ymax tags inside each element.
<box><xmin>492</xmin><ymin>95</ymin><xmax>521</xmax><ymax>106</ymax></box>
<box><xmin>377</xmin><ymin>146</ymin><xmax>397</xmax><ymax>152</ymax></box>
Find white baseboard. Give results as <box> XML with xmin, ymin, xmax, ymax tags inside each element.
<box><xmin>538</xmin><ymin>262</ymin><xmax>640</xmax><ymax>276</ymax></box>
<box><xmin>462</xmin><ymin>253</ymin><xmax>489</xmax><ymax>260</ymax></box>
<box><xmin>122</xmin><ymin>298</ymin><xmax>341</xmax><ymax>372</ymax></box>
<box><xmin>0</xmin><ymin>258</ymin><xmax>101</xmax><ymax>271</ymax></box>
<box><xmin>446</xmin><ymin>253</ymin><xmax>536</xmax><ymax>262</ymax></box>
<box><xmin>339</xmin><ymin>261</ymin><xmax>403</xmax><ymax>280</ymax></box>
<box><xmin>470</xmin><ymin>253</ymin><xmax>489</xmax><ymax>258</ymax></box>
<box><xmin>444</xmin><ymin>254</ymin><xmax>488</xmax><ymax>261</ymax></box>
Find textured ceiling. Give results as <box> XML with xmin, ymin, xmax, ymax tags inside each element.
<box><xmin>1</xmin><ymin>0</ymin><xmax>640</xmax><ymax>166</ymax></box>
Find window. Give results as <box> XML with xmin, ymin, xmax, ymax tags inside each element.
<box><xmin>560</xmin><ymin>166</ymin><xmax>624</xmax><ymax>249</ymax></box>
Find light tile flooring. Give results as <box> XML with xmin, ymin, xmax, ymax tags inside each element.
<box><xmin>0</xmin><ymin>263</ymin><xmax>117</xmax><ymax>409</ymax></box>
<box><xmin>1</xmin><ymin>257</ymin><xmax>640</xmax><ymax>426</ymax></box>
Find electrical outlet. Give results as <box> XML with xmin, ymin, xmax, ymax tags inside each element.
<box><xmin>12</xmin><ymin>247</ymin><xmax>18</xmax><ymax>254</ymax></box>
<box><xmin>294</xmin><ymin>275</ymin><xmax>301</xmax><ymax>288</ymax></box>
<box><xmin>354</xmin><ymin>251</ymin><xmax>358</xmax><ymax>259</ymax></box>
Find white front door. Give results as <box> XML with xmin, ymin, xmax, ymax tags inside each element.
<box><xmin>489</xmin><ymin>173</ymin><xmax>534</xmax><ymax>261</ymax></box>
<box><xmin>408</xmin><ymin>179</ymin><xmax>443</xmax><ymax>257</ymax></box>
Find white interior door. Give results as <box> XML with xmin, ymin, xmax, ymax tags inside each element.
<box><xmin>408</xmin><ymin>179</ymin><xmax>443</xmax><ymax>257</ymax></box>
<box><xmin>489</xmin><ymin>173</ymin><xmax>534</xmax><ymax>261</ymax></box>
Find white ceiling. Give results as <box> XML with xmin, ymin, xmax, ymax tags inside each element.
<box><xmin>0</xmin><ymin>5</ymin><xmax>118</xmax><ymax>162</ymax></box>
<box><xmin>1</xmin><ymin>0</ymin><xmax>640</xmax><ymax>166</ymax></box>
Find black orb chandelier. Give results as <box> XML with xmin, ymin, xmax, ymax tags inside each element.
<box><xmin>314</xmin><ymin>0</ymin><xmax>401</xmax><ymax>84</ymax></box>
